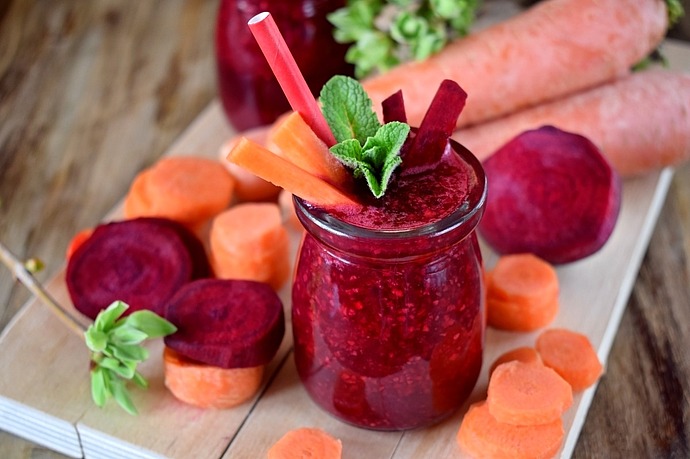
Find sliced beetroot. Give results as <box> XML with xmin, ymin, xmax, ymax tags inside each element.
<box><xmin>382</xmin><ymin>89</ymin><xmax>407</xmax><ymax>124</ymax></box>
<box><xmin>66</xmin><ymin>217</ymin><xmax>209</xmax><ymax>319</ymax></box>
<box><xmin>479</xmin><ymin>125</ymin><xmax>621</xmax><ymax>264</ymax></box>
<box><xmin>404</xmin><ymin>79</ymin><xmax>467</xmax><ymax>171</ymax></box>
<box><xmin>164</xmin><ymin>278</ymin><xmax>285</xmax><ymax>369</ymax></box>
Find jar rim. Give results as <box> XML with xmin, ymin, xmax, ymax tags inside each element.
<box><xmin>294</xmin><ymin>139</ymin><xmax>487</xmax><ymax>244</ymax></box>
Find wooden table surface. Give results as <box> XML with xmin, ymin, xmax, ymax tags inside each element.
<box><xmin>1</xmin><ymin>1</ymin><xmax>689</xmax><ymax>457</ymax></box>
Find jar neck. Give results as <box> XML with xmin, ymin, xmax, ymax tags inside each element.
<box><xmin>294</xmin><ymin>140</ymin><xmax>487</xmax><ymax>260</ymax></box>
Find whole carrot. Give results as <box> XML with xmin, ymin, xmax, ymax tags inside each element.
<box><xmin>363</xmin><ymin>0</ymin><xmax>668</xmax><ymax>128</ymax></box>
<box><xmin>454</xmin><ymin>70</ymin><xmax>690</xmax><ymax>177</ymax></box>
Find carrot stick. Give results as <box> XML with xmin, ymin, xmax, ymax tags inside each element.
<box><xmin>268</xmin><ymin>427</ymin><xmax>342</xmax><ymax>459</ymax></box>
<box><xmin>278</xmin><ymin>189</ymin><xmax>302</xmax><ymax>231</ymax></box>
<box><xmin>226</xmin><ymin>137</ymin><xmax>360</xmax><ymax>210</ymax></box>
<box><xmin>363</xmin><ymin>0</ymin><xmax>668</xmax><ymax>128</ymax></box>
<box><xmin>454</xmin><ymin>70</ymin><xmax>690</xmax><ymax>176</ymax></box>
<box><xmin>486</xmin><ymin>253</ymin><xmax>559</xmax><ymax>331</ymax></box>
<box><xmin>268</xmin><ymin>111</ymin><xmax>350</xmax><ymax>186</ymax></box>
<box><xmin>123</xmin><ymin>156</ymin><xmax>235</xmax><ymax>227</ymax></box>
<box><xmin>487</xmin><ymin>360</ymin><xmax>573</xmax><ymax>426</ymax></box>
<box><xmin>536</xmin><ymin>328</ymin><xmax>604</xmax><ymax>392</ymax></box>
<box><xmin>163</xmin><ymin>347</ymin><xmax>264</xmax><ymax>409</ymax></box>
<box><xmin>457</xmin><ymin>401</ymin><xmax>565</xmax><ymax>459</ymax></box>
<box><xmin>248</xmin><ymin>12</ymin><xmax>336</xmax><ymax>147</ymax></box>
<box><xmin>489</xmin><ymin>346</ymin><xmax>542</xmax><ymax>377</ymax></box>
<box><xmin>209</xmin><ymin>203</ymin><xmax>290</xmax><ymax>290</ymax></box>
<box><xmin>218</xmin><ymin>129</ymin><xmax>281</xmax><ymax>202</ymax></box>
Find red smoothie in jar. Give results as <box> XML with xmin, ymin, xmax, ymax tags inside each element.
<box><xmin>291</xmin><ymin>140</ymin><xmax>487</xmax><ymax>430</ymax></box>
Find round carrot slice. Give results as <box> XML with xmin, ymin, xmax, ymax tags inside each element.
<box><xmin>457</xmin><ymin>401</ymin><xmax>564</xmax><ymax>459</ymax></box>
<box><xmin>489</xmin><ymin>346</ymin><xmax>542</xmax><ymax>377</ymax></box>
<box><xmin>163</xmin><ymin>347</ymin><xmax>263</xmax><ymax>409</ymax></box>
<box><xmin>536</xmin><ymin>328</ymin><xmax>603</xmax><ymax>392</ymax></box>
<box><xmin>267</xmin><ymin>427</ymin><xmax>342</xmax><ymax>459</ymax></box>
<box><xmin>164</xmin><ymin>278</ymin><xmax>285</xmax><ymax>369</ymax></box>
<box><xmin>487</xmin><ymin>360</ymin><xmax>573</xmax><ymax>426</ymax></box>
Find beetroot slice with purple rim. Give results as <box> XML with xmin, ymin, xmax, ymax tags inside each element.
<box><xmin>479</xmin><ymin>125</ymin><xmax>621</xmax><ymax>264</ymax></box>
<box><xmin>164</xmin><ymin>278</ymin><xmax>285</xmax><ymax>369</ymax></box>
<box><xmin>145</xmin><ymin>217</ymin><xmax>213</xmax><ymax>279</ymax></box>
<box><xmin>66</xmin><ymin>217</ymin><xmax>208</xmax><ymax>320</ymax></box>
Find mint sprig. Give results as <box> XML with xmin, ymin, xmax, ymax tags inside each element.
<box><xmin>321</xmin><ymin>76</ymin><xmax>410</xmax><ymax>198</ymax></box>
<box><xmin>85</xmin><ymin>301</ymin><xmax>177</xmax><ymax>415</ymax></box>
<box><xmin>328</xmin><ymin>0</ymin><xmax>480</xmax><ymax>78</ymax></box>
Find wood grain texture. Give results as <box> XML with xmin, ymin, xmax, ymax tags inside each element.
<box><xmin>1</xmin><ymin>0</ymin><xmax>689</xmax><ymax>458</ymax></box>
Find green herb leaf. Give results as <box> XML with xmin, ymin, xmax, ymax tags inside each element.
<box><xmin>321</xmin><ymin>75</ymin><xmax>381</xmax><ymax>144</ymax></box>
<box><xmin>666</xmin><ymin>0</ymin><xmax>684</xmax><ymax>26</ymax></box>
<box><xmin>329</xmin><ymin>0</ymin><xmax>480</xmax><ymax>77</ymax></box>
<box><xmin>126</xmin><ymin>310</ymin><xmax>177</xmax><ymax>338</ymax></box>
<box><xmin>85</xmin><ymin>301</ymin><xmax>176</xmax><ymax>415</ymax></box>
<box><xmin>322</xmin><ymin>76</ymin><xmax>410</xmax><ymax>198</ymax></box>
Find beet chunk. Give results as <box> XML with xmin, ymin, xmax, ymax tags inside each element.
<box><xmin>66</xmin><ymin>218</ymin><xmax>209</xmax><ymax>320</ymax></box>
<box><xmin>479</xmin><ymin>126</ymin><xmax>621</xmax><ymax>264</ymax></box>
<box><xmin>164</xmin><ymin>279</ymin><xmax>285</xmax><ymax>369</ymax></box>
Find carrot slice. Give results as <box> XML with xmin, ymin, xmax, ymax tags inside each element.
<box><xmin>124</xmin><ymin>156</ymin><xmax>235</xmax><ymax>227</ymax></box>
<box><xmin>267</xmin><ymin>427</ymin><xmax>342</xmax><ymax>459</ymax></box>
<box><xmin>487</xmin><ymin>360</ymin><xmax>573</xmax><ymax>426</ymax></box>
<box><xmin>457</xmin><ymin>401</ymin><xmax>564</xmax><ymax>459</ymax></box>
<box><xmin>65</xmin><ymin>228</ymin><xmax>94</xmax><ymax>260</ymax></box>
<box><xmin>536</xmin><ymin>328</ymin><xmax>603</xmax><ymax>392</ymax></box>
<box><xmin>209</xmin><ymin>203</ymin><xmax>290</xmax><ymax>290</ymax></box>
<box><xmin>218</xmin><ymin>129</ymin><xmax>281</xmax><ymax>202</ymax></box>
<box><xmin>486</xmin><ymin>253</ymin><xmax>559</xmax><ymax>331</ymax></box>
<box><xmin>163</xmin><ymin>347</ymin><xmax>263</xmax><ymax>409</ymax></box>
<box><xmin>268</xmin><ymin>111</ymin><xmax>349</xmax><ymax>186</ymax></box>
<box><xmin>227</xmin><ymin>137</ymin><xmax>360</xmax><ymax>210</ymax></box>
<box><xmin>489</xmin><ymin>346</ymin><xmax>542</xmax><ymax>377</ymax></box>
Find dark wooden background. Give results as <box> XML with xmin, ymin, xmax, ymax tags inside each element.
<box><xmin>1</xmin><ymin>0</ymin><xmax>689</xmax><ymax>457</ymax></box>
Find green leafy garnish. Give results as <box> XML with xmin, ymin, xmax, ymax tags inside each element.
<box><xmin>85</xmin><ymin>301</ymin><xmax>177</xmax><ymax>415</ymax></box>
<box><xmin>328</xmin><ymin>0</ymin><xmax>480</xmax><ymax>78</ymax></box>
<box><xmin>321</xmin><ymin>76</ymin><xmax>410</xmax><ymax>198</ymax></box>
<box><xmin>666</xmin><ymin>0</ymin><xmax>684</xmax><ymax>27</ymax></box>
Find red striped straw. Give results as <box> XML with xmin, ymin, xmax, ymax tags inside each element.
<box><xmin>248</xmin><ymin>12</ymin><xmax>337</xmax><ymax>147</ymax></box>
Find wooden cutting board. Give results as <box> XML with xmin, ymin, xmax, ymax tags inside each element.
<box><xmin>0</xmin><ymin>40</ymin><xmax>687</xmax><ymax>459</ymax></box>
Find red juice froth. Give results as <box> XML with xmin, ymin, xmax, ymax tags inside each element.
<box><xmin>292</xmin><ymin>142</ymin><xmax>486</xmax><ymax>430</ymax></box>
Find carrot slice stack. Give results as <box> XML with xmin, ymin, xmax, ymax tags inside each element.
<box><xmin>486</xmin><ymin>253</ymin><xmax>559</xmax><ymax>331</ymax></box>
<box><xmin>209</xmin><ymin>203</ymin><xmax>291</xmax><ymax>291</ymax></box>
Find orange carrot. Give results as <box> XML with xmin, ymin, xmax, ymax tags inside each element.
<box><xmin>267</xmin><ymin>427</ymin><xmax>342</xmax><ymax>459</ymax></box>
<box><xmin>227</xmin><ymin>137</ymin><xmax>360</xmax><ymax>210</ymax></box>
<box><xmin>455</xmin><ymin>70</ymin><xmax>690</xmax><ymax>176</ymax></box>
<box><xmin>489</xmin><ymin>346</ymin><xmax>542</xmax><ymax>377</ymax></box>
<box><xmin>124</xmin><ymin>156</ymin><xmax>235</xmax><ymax>227</ymax></box>
<box><xmin>218</xmin><ymin>127</ymin><xmax>281</xmax><ymax>202</ymax></box>
<box><xmin>536</xmin><ymin>328</ymin><xmax>603</xmax><ymax>392</ymax></box>
<box><xmin>209</xmin><ymin>203</ymin><xmax>291</xmax><ymax>290</ymax></box>
<box><xmin>486</xmin><ymin>253</ymin><xmax>559</xmax><ymax>331</ymax></box>
<box><xmin>163</xmin><ymin>347</ymin><xmax>263</xmax><ymax>409</ymax></box>
<box><xmin>487</xmin><ymin>360</ymin><xmax>573</xmax><ymax>426</ymax></box>
<box><xmin>268</xmin><ymin>111</ymin><xmax>350</xmax><ymax>186</ymax></box>
<box><xmin>457</xmin><ymin>401</ymin><xmax>565</xmax><ymax>459</ymax></box>
<box><xmin>65</xmin><ymin>228</ymin><xmax>93</xmax><ymax>260</ymax></box>
<box><xmin>364</xmin><ymin>0</ymin><xmax>667</xmax><ymax>128</ymax></box>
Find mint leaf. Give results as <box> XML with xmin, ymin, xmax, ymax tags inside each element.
<box><xmin>321</xmin><ymin>75</ymin><xmax>381</xmax><ymax>144</ymax></box>
<box><xmin>126</xmin><ymin>310</ymin><xmax>177</xmax><ymax>338</ymax></box>
<box><xmin>94</xmin><ymin>300</ymin><xmax>128</xmax><ymax>332</ymax></box>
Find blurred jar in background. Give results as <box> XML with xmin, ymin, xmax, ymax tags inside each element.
<box><xmin>215</xmin><ymin>0</ymin><xmax>353</xmax><ymax>131</ymax></box>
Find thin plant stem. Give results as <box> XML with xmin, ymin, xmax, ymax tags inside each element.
<box><xmin>0</xmin><ymin>240</ymin><xmax>86</xmax><ymax>335</ymax></box>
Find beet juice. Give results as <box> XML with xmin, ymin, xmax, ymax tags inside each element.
<box><xmin>215</xmin><ymin>0</ymin><xmax>352</xmax><ymax>131</ymax></box>
<box><xmin>292</xmin><ymin>140</ymin><xmax>487</xmax><ymax>430</ymax></box>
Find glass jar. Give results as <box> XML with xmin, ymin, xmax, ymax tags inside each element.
<box><xmin>215</xmin><ymin>0</ymin><xmax>353</xmax><ymax>131</ymax></box>
<box><xmin>291</xmin><ymin>143</ymin><xmax>487</xmax><ymax>430</ymax></box>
